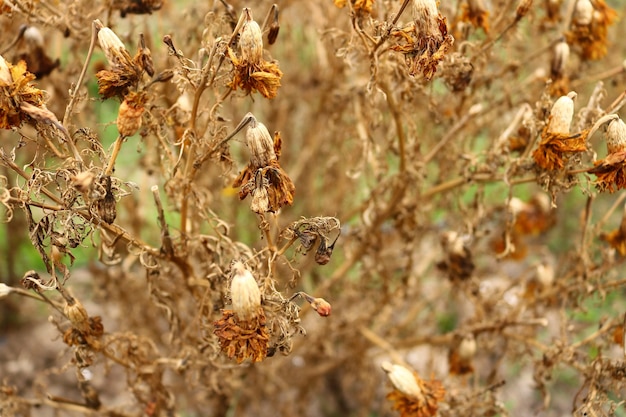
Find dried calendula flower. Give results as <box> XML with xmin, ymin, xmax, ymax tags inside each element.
<box><xmin>332</xmin><ymin>0</ymin><xmax>374</xmax><ymax>14</ymax></box>
<box><xmin>565</xmin><ymin>0</ymin><xmax>617</xmax><ymax>61</ymax></box>
<box><xmin>63</xmin><ymin>296</ymin><xmax>90</xmax><ymax>333</ymax></box>
<box><xmin>382</xmin><ymin>362</ymin><xmax>445</xmax><ymax>417</ymax></box>
<box><xmin>590</xmin><ymin>117</ymin><xmax>626</xmax><ymax>192</ymax></box>
<box><xmin>533</xmin><ymin>92</ymin><xmax>588</xmax><ymax>170</ymax></box>
<box><xmin>213</xmin><ymin>308</ymin><xmax>269</xmax><ymax>363</ymax></box>
<box><xmin>600</xmin><ymin>204</ymin><xmax>626</xmax><ymax>256</ymax></box>
<box><xmin>228</xmin><ymin>8</ymin><xmax>283</xmax><ymax>99</ymax></box>
<box><xmin>226</xmin><ymin>113</ymin><xmax>295</xmax><ymax>213</ymax></box>
<box><xmin>0</xmin><ymin>53</ymin><xmax>47</xmax><ymax>129</ymax></box>
<box><xmin>230</xmin><ymin>261</ymin><xmax>261</xmax><ymax>321</ymax></box>
<box><xmin>390</xmin><ymin>0</ymin><xmax>454</xmax><ymax>79</ymax></box>
<box><xmin>117</xmin><ymin>91</ymin><xmax>147</xmax><ymax>137</ymax></box>
<box><xmin>449</xmin><ymin>334</ymin><xmax>476</xmax><ymax>375</ymax></box>
<box><xmin>460</xmin><ymin>0</ymin><xmax>489</xmax><ymax>33</ymax></box>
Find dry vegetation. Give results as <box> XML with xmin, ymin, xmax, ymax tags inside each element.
<box><xmin>1</xmin><ymin>0</ymin><xmax>626</xmax><ymax>416</ymax></box>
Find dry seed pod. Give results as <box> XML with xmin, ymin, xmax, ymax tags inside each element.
<box><xmin>95</xmin><ymin>20</ymin><xmax>128</xmax><ymax>66</ymax></box>
<box><xmin>246</xmin><ymin>116</ymin><xmax>277</xmax><ymax>169</ymax></box>
<box><xmin>64</xmin><ymin>297</ymin><xmax>90</xmax><ymax>332</ymax></box>
<box><xmin>551</xmin><ymin>40</ymin><xmax>570</xmax><ymax>77</ymax></box>
<box><xmin>605</xmin><ymin>117</ymin><xmax>626</xmax><ymax>154</ymax></box>
<box><xmin>573</xmin><ymin>0</ymin><xmax>593</xmax><ymax>25</ymax></box>
<box><xmin>381</xmin><ymin>363</ymin><xmax>425</xmax><ymax>400</ymax></box>
<box><xmin>310</xmin><ymin>297</ymin><xmax>331</xmax><ymax>317</ymax></box>
<box><xmin>117</xmin><ymin>92</ymin><xmax>146</xmax><ymax>137</ymax></box>
<box><xmin>536</xmin><ymin>262</ymin><xmax>555</xmax><ymax>287</ymax></box>
<box><xmin>412</xmin><ymin>0</ymin><xmax>440</xmax><ymax>38</ymax></box>
<box><xmin>230</xmin><ymin>261</ymin><xmax>261</xmax><ymax>321</ymax></box>
<box><xmin>547</xmin><ymin>92</ymin><xmax>576</xmax><ymax>134</ymax></box>
<box><xmin>0</xmin><ymin>283</ymin><xmax>12</xmax><ymax>299</ymax></box>
<box><xmin>240</xmin><ymin>12</ymin><xmax>263</xmax><ymax>64</ymax></box>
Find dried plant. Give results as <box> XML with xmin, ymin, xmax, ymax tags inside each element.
<box><xmin>1</xmin><ymin>1</ymin><xmax>626</xmax><ymax>417</ymax></box>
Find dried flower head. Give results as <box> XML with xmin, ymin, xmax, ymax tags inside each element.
<box><xmin>64</xmin><ymin>297</ymin><xmax>90</xmax><ymax>333</ymax></box>
<box><xmin>565</xmin><ymin>0</ymin><xmax>617</xmax><ymax>60</ymax></box>
<box><xmin>533</xmin><ymin>92</ymin><xmax>588</xmax><ymax>170</ymax></box>
<box><xmin>449</xmin><ymin>334</ymin><xmax>476</xmax><ymax>375</ymax></box>
<box><xmin>382</xmin><ymin>362</ymin><xmax>445</xmax><ymax>417</ymax></box>
<box><xmin>95</xmin><ymin>20</ymin><xmax>153</xmax><ymax>98</ymax></box>
<box><xmin>117</xmin><ymin>91</ymin><xmax>147</xmax><ymax>137</ymax></box>
<box><xmin>590</xmin><ymin>117</ymin><xmax>626</xmax><ymax>192</ymax></box>
<box><xmin>549</xmin><ymin>39</ymin><xmax>570</xmax><ymax>96</ymax></box>
<box><xmin>230</xmin><ymin>261</ymin><xmax>261</xmax><ymax>321</ymax></box>
<box><xmin>96</xmin><ymin>176</ymin><xmax>117</xmax><ymax>224</ymax></box>
<box><xmin>437</xmin><ymin>231</ymin><xmax>474</xmax><ymax>281</ymax></box>
<box><xmin>390</xmin><ymin>0</ymin><xmax>454</xmax><ymax>79</ymax></box>
<box><xmin>333</xmin><ymin>0</ymin><xmax>374</xmax><ymax>13</ymax></box>
<box><xmin>213</xmin><ymin>308</ymin><xmax>269</xmax><ymax>363</ymax></box>
<box><xmin>71</xmin><ymin>171</ymin><xmax>96</xmax><ymax>194</ymax></box>
<box><xmin>227</xmin><ymin>8</ymin><xmax>283</xmax><ymax>98</ymax></box>
<box><xmin>460</xmin><ymin>0</ymin><xmax>490</xmax><ymax>33</ymax></box>
<box><xmin>229</xmin><ymin>114</ymin><xmax>295</xmax><ymax>213</ymax></box>
<box><xmin>0</xmin><ymin>54</ymin><xmax>47</xmax><ymax>129</ymax></box>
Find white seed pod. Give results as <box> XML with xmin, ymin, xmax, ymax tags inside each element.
<box><xmin>246</xmin><ymin>118</ymin><xmax>277</xmax><ymax>169</ymax></box>
<box><xmin>95</xmin><ymin>20</ymin><xmax>128</xmax><ymax>66</ymax></box>
<box><xmin>458</xmin><ymin>334</ymin><xmax>477</xmax><ymax>360</ymax></box>
<box><xmin>381</xmin><ymin>362</ymin><xmax>425</xmax><ymax>400</ymax></box>
<box><xmin>551</xmin><ymin>40</ymin><xmax>569</xmax><ymax>77</ymax></box>
<box><xmin>547</xmin><ymin>92</ymin><xmax>576</xmax><ymax>134</ymax></box>
<box><xmin>605</xmin><ymin>117</ymin><xmax>626</xmax><ymax>154</ymax></box>
<box><xmin>251</xmin><ymin>184</ymin><xmax>270</xmax><ymax>213</ymax></box>
<box><xmin>230</xmin><ymin>261</ymin><xmax>261</xmax><ymax>321</ymax></box>
<box><xmin>240</xmin><ymin>16</ymin><xmax>263</xmax><ymax>64</ymax></box>
<box><xmin>442</xmin><ymin>231</ymin><xmax>466</xmax><ymax>257</ymax></box>
<box><xmin>573</xmin><ymin>0</ymin><xmax>593</xmax><ymax>26</ymax></box>
<box><xmin>24</xmin><ymin>26</ymin><xmax>44</xmax><ymax>47</ymax></box>
<box><xmin>0</xmin><ymin>54</ymin><xmax>12</xmax><ymax>85</ymax></box>
<box><xmin>412</xmin><ymin>0</ymin><xmax>440</xmax><ymax>39</ymax></box>
<box><xmin>0</xmin><ymin>283</ymin><xmax>12</xmax><ymax>299</ymax></box>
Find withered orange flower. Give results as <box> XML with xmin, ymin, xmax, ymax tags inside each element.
<box><xmin>227</xmin><ymin>47</ymin><xmax>282</xmax><ymax>99</ymax></box>
<box><xmin>448</xmin><ymin>349</ymin><xmax>474</xmax><ymax>375</ymax></box>
<box><xmin>0</xmin><ymin>56</ymin><xmax>45</xmax><ymax>129</ymax></box>
<box><xmin>62</xmin><ymin>316</ymin><xmax>104</xmax><ymax>350</ymax></box>
<box><xmin>213</xmin><ymin>308</ymin><xmax>269</xmax><ymax>363</ymax></box>
<box><xmin>391</xmin><ymin>0</ymin><xmax>454</xmax><ymax>80</ymax></box>
<box><xmin>533</xmin><ymin>131</ymin><xmax>588</xmax><ymax>170</ymax></box>
<box><xmin>333</xmin><ymin>0</ymin><xmax>374</xmax><ymax>13</ymax></box>
<box><xmin>599</xmin><ymin>203</ymin><xmax>626</xmax><ymax>255</ymax></box>
<box><xmin>565</xmin><ymin>0</ymin><xmax>617</xmax><ymax>61</ymax></box>
<box><xmin>459</xmin><ymin>0</ymin><xmax>490</xmax><ymax>33</ymax></box>
<box><xmin>383</xmin><ymin>363</ymin><xmax>446</xmax><ymax>417</ymax></box>
<box><xmin>436</xmin><ymin>231</ymin><xmax>474</xmax><ymax>281</ymax></box>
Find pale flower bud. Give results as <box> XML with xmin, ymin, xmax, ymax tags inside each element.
<box><xmin>547</xmin><ymin>92</ymin><xmax>576</xmax><ymax>134</ymax></box>
<box><xmin>95</xmin><ymin>20</ymin><xmax>128</xmax><ymax>66</ymax></box>
<box><xmin>23</xmin><ymin>26</ymin><xmax>44</xmax><ymax>47</ymax></box>
<box><xmin>0</xmin><ymin>283</ymin><xmax>12</xmax><ymax>299</ymax></box>
<box><xmin>605</xmin><ymin>117</ymin><xmax>626</xmax><ymax>154</ymax></box>
<box><xmin>0</xmin><ymin>54</ymin><xmax>12</xmax><ymax>85</ymax></box>
<box><xmin>240</xmin><ymin>10</ymin><xmax>263</xmax><ymax>64</ymax></box>
<box><xmin>551</xmin><ymin>40</ymin><xmax>569</xmax><ymax>77</ymax></box>
<box><xmin>246</xmin><ymin>116</ymin><xmax>277</xmax><ymax>169</ymax></box>
<box><xmin>536</xmin><ymin>262</ymin><xmax>555</xmax><ymax>287</ymax></box>
<box><xmin>573</xmin><ymin>0</ymin><xmax>593</xmax><ymax>25</ymax></box>
<box><xmin>381</xmin><ymin>362</ymin><xmax>425</xmax><ymax>400</ymax></box>
<box><xmin>230</xmin><ymin>261</ymin><xmax>261</xmax><ymax>320</ymax></box>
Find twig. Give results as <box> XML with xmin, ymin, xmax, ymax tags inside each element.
<box><xmin>152</xmin><ymin>185</ymin><xmax>174</xmax><ymax>256</ymax></box>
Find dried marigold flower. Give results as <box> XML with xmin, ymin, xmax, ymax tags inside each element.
<box><xmin>332</xmin><ymin>0</ymin><xmax>374</xmax><ymax>13</ymax></box>
<box><xmin>449</xmin><ymin>335</ymin><xmax>476</xmax><ymax>375</ymax></box>
<box><xmin>96</xmin><ymin>20</ymin><xmax>129</xmax><ymax>67</ymax></box>
<box><xmin>533</xmin><ymin>92</ymin><xmax>589</xmax><ymax>170</ymax></box>
<box><xmin>565</xmin><ymin>0</ymin><xmax>617</xmax><ymax>60</ymax></box>
<box><xmin>382</xmin><ymin>362</ymin><xmax>445</xmax><ymax>417</ymax></box>
<box><xmin>117</xmin><ymin>91</ymin><xmax>146</xmax><ymax>137</ymax></box>
<box><xmin>437</xmin><ymin>231</ymin><xmax>474</xmax><ymax>281</ymax></box>
<box><xmin>590</xmin><ymin>117</ymin><xmax>626</xmax><ymax>192</ymax></box>
<box><xmin>0</xmin><ymin>54</ymin><xmax>47</xmax><ymax>129</ymax></box>
<box><xmin>460</xmin><ymin>0</ymin><xmax>490</xmax><ymax>32</ymax></box>
<box><xmin>213</xmin><ymin>308</ymin><xmax>269</xmax><ymax>363</ymax></box>
<box><xmin>390</xmin><ymin>0</ymin><xmax>454</xmax><ymax>79</ymax></box>
<box><xmin>230</xmin><ymin>261</ymin><xmax>261</xmax><ymax>321</ymax></box>
<box><xmin>64</xmin><ymin>297</ymin><xmax>90</xmax><ymax>333</ymax></box>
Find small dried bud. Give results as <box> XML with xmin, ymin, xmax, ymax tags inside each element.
<box><xmin>0</xmin><ymin>54</ymin><xmax>12</xmax><ymax>85</ymax></box>
<box><xmin>250</xmin><ymin>177</ymin><xmax>270</xmax><ymax>213</ymax></box>
<box><xmin>573</xmin><ymin>0</ymin><xmax>593</xmax><ymax>25</ymax></box>
<box><xmin>246</xmin><ymin>116</ymin><xmax>277</xmax><ymax>169</ymax></box>
<box><xmin>315</xmin><ymin>237</ymin><xmax>336</xmax><ymax>265</ymax></box>
<box><xmin>515</xmin><ymin>0</ymin><xmax>533</xmax><ymax>19</ymax></box>
<box><xmin>240</xmin><ymin>10</ymin><xmax>263</xmax><ymax>64</ymax></box>
<box><xmin>97</xmin><ymin>176</ymin><xmax>116</xmax><ymax>224</ymax></box>
<box><xmin>71</xmin><ymin>171</ymin><xmax>95</xmax><ymax>193</ymax></box>
<box><xmin>230</xmin><ymin>261</ymin><xmax>261</xmax><ymax>321</ymax></box>
<box><xmin>310</xmin><ymin>297</ymin><xmax>332</xmax><ymax>317</ymax></box>
<box><xmin>412</xmin><ymin>0</ymin><xmax>440</xmax><ymax>38</ymax></box>
<box><xmin>509</xmin><ymin>197</ymin><xmax>529</xmax><ymax>217</ymax></box>
<box><xmin>381</xmin><ymin>362</ymin><xmax>425</xmax><ymax>400</ymax></box>
<box><xmin>547</xmin><ymin>92</ymin><xmax>576</xmax><ymax>134</ymax></box>
<box><xmin>458</xmin><ymin>335</ymin><xmax>477</xmax><ymax>360</ymax></box>
<box><xmin>117</xmin><ymin>91</ymin><xmax>146</xmax><ymax>137</ymax></box>
<box><xmin>0</xmin><ymin>283</ymin><xmax>12</xmax><ymax>299</ymax></box>
<box><xmin>64</xmin><ymin>297</ymin><xmax>90</xmax><ymax>332</ymax></box>
<box><xmin>551</xmin><ymin>40</ymin><xmax>569</xmax><ymax>77</ymax></box>
<box><xmin>95</xmin><ymin>20</ymin><xmax>128</xmax><ymax>66</ymax></box>
<box><xmin>605</xmin><ymin>117</ymin><xmax>626</xmax><ymax>154</ymax></box>
<box><xmin>442</xmin><ymin>231</ymin><xmax>466</xmax><ymax>256</ymax></box>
